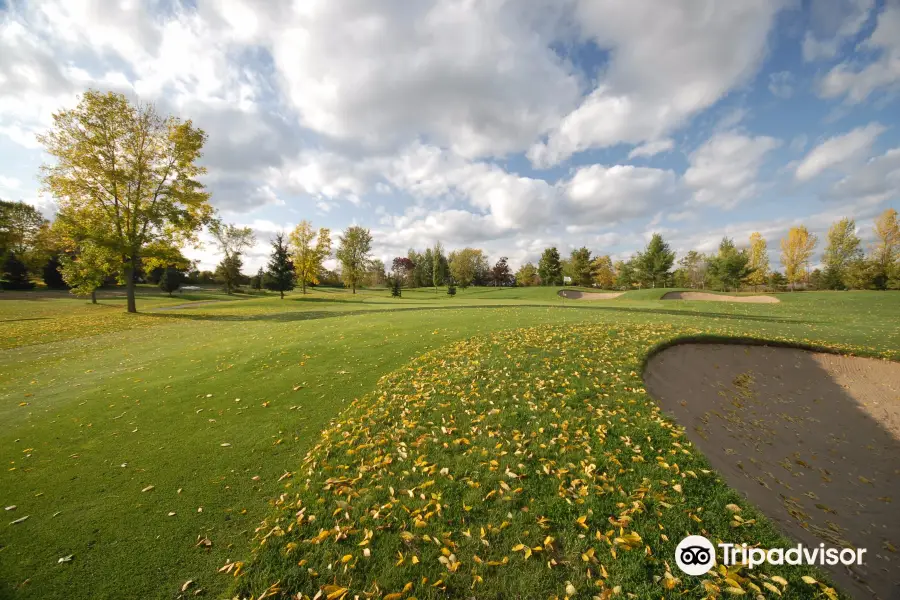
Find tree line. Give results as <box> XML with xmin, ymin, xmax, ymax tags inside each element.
<box><xmin>509</xmin><ymin>211</ymin><xmax>898</xmax><ymax>292</ymax></box>
<box><xmin>2</xmin><ymin>91</ymin><xmax>898</xmax><ymax>311</ymax></box>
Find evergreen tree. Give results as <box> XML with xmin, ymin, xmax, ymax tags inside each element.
<box><xmin>446</xmin><ymin>283</ymin><xmax>457</xmax><ymax>297</ymax></box>
<box><xmin>569</xmin><ymin>247</ymin><xmax>593</xmax><ymax>287</ymax></box>
<box><xmin>634</xmin><ymin>233</ymin><xmax>674</xmax><ymax>287</ymax></box>
<box><xmin>706</xmin><ymin>237</ymin><xmax>753</xmax><ymax>291</ymax></box>
<box><xmin>538</xmin><ymin>247</ymin><xmax>562</xmax><ymax>285</ymax></box>
<box><xmin>1</xmin><ymin>253</ymin><xmax>33</xmax><ymax>290</ymax></box>
<box><xmin>432</xmin><ymin>242</ymin><xmax>447</xmax><ymax>290</ymax></box>
<box><xmin>391</xmin><ymin>275</ymin><xmax>402</xmax><ymax>298</ymax></box>
<box><xmin>490</xmin><ymin>257</ymin><xmax>512</xmax><ymax>286</ymax></box>
<box><xmin>42</xmin><ymin>255</ymin><xmax>68</xmax><ymax>289</ymax></box>
<box><xmin>251</xmin><ymin>267</ymin><xmax>264</xmax><ymax>290</ymax></box>
<box><xmin>265</xmin><ymin>232</ymin><xmax>295</xmax><ymax>299</ymax></box>
<box><xmin>159</xmin><ymin>266</ymin><xmax>184</xmax><ymax>296</ymax></box>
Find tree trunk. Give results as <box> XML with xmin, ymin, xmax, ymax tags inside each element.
<box><xmin>125</xmin><ymin>259</ymin><xmax>137</xmax><ymax>313</ymax></box>
<box><xmin>280</xmin><ymin>290</ymin><xmax>284</xmax><ymax>299</ymax></box>
<box><xmin>352</xmin><ymin>282</ymin><xmax>356</xmax><ymax>294</ymax></box>
<box><xmin>302</xmin><ymin>280</ymin><xmax>306</xmax><ymax>294</ymax></box>
<box><xmin>91</xmin><ymin>289</ymin><xmax>97</xmax><ymax>304</ymax></box>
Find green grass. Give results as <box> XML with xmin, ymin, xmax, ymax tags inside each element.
<box><xmin>1</xmin><ymin>287</ymin><xmax>898</xmax><ymax>599</ymax></box>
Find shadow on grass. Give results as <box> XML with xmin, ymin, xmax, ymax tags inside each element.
<box><xmin>142</xmin><ymin>303</ymin><xmax>812</xmax><ymax>326</ymax></box>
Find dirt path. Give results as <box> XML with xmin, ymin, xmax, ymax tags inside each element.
<box><xmin>644</xmin><ymin>343</ymin><xmax>900</xmax><ymax>600</ymax></box>
<box><xmin>558</xmin><ymin>290</ymin><xmax>624</xmax><ymax>300</ymax></box>
<box><xmin>662</xmin><ymin>291</ymin><xmax>780</xmax><ymax>303</ymax></box>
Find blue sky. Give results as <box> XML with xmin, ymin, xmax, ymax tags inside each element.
<box><xmin>0</xmin><ymin>0</ymin><xmax>898</xmax><ymax>272</ymax></box>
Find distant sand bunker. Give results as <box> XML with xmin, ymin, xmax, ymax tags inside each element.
<box><xmin>662</xmin><ymin>291</ymin><xmax>780</xmax><ymax>303</ymax></box>
<box><xmin>558</xmin><ymin>290</ymin><xmax>623</xmax><ymax>300</ymax></box>
<box><xmin>644</xmin><ymin>343</ymin><xmax>900</xmax><ymax>600</ymax></box>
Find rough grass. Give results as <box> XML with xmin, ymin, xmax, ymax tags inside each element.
<box><xmin>0</xmin><ymin>288</ymin><xmax>898</xmax><ymax>599</ymax></box>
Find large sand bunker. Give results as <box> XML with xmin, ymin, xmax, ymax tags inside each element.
<box><xmin>558</xmin><ymin>290</ymin><xmax>624</xmax><ymax>300</ymax></box>
<box><xmin>662</xmin><ymin>291</ymin><xmax>780</xmax><ymax>303</ymax></box>
<box><xmin>644</xmin><ymin>344</ymin><xmax>900</xmax><ymax>600</ymax></box>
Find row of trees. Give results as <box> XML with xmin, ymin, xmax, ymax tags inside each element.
<box><xmin>2</xmin><ymin>90</ymin><xmax>898</xmax><ymax>311</ymax></box>
<box><xmin>512</xmin><ymin>209</ymin><xmax>899</xmax><ymax>291</ymax></box>
<box><xmin>0</xmin><ymin>91</ymin><xmax>383</xmax><ymax>310</ymax></box>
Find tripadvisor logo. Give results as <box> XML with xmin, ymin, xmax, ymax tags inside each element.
<box><xmin>675</xmin><ymin>535</ymin><xmax>867</xmax><ymax>576</ymax></box>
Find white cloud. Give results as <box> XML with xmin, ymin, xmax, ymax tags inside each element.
<box><xmin>0</xmin><ymin>175</ymin><xmax>21</xmax><ymax>189</ymax></box>
<box><xmin>684</xmin><ymin>131</ymin><xmax>781</xmax><ymax>208</ymax></box>
<box><xmin>795</xmin><ymin>122</ymin><xmax>885</xmax><ymax>181</ymax></box>
<box><xmin>628</xmin><ymin>139</ymin><xmax>675</xmax><ymax>159</ymax></box>
<box><xmin>564</xmin><ymin>164</ymin><xmax>681</xmax><ymax>223</ymax></box>
<box><xmin>802</xmin><ymin>0</ymin><xmax>874</xmax><ymax>61</ymax></box>
<box><xmin>829</xmin><ymin>146</ymin><xmax>900</xmax><ymax>204</ymax></box>
<box><xmin>270</xmin><ymin>1</ymin><xmax>580</xmax><ymax>159</ymax></box>
<box><xmin>529</xmin><ymin>1</ymin><xmax>784</xmax><ymax>167</ymax></box>
<box><xmin>768</xmin><ymin>71</ymin><xmax>795</xmax><ymax>98</ymax></box>
<box><xmin>818</xmin><ymin>2</ymin><xmax>900</xmax><ymax>102</ymax></box>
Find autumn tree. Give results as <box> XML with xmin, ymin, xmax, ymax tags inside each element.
<box><xmin>0</xmin><ymin>200</ymin><xmax>50</xmax><ymax>274</ymax></box>
<box><xmin>38</xmin><ymin>90</ymin><xmax>212</xmax><ymax>312</ymax></box>
<box><xmin>449</xmin><ymin>248</ymin><xmax>486</xmax><ymax>289</ymax></box>
<box><xmin>677</xmin><ymin>250</ymin><xmax>706</xmax><ymax>289</ymax></box>
<box><xmin>822</xmin><ymin>218</ymin><xmax>862</xmax><ymax>289</ymax></box>
<box><xmin>392</xmin><ymin>256</ymin><xmax>415</xmax><ymax>286</ymax></box>
<box><xmin>210</xmin><ymin>220</ymin><xmax>255</xmax><ymax>294</ymax></box>
<box><xmin>872</xmin><ymin>208</ymin><xmax>899</xmax><ymax>288</ymax></box>
<box><xmin>745</xmin><ymin>233</ymin><xmax>769</xmax><ymax>289</ymax></box>
<box><xmin>634</xmin><ymin>233</ymin><xmax>674</xmax><ymax>287</ymax></box>
<box><xmin>589</xmin><ymin>255</ymin><xmax>615</xmax><ymax>289</ymax></box>
<box><xmin>336</xmin><ymin>226</ymin><xmax>372</xmax><ymax>294</ymax></box>
<box><xmin>367</xmin><ymin>259</ymin><xmax>387</xmax><ymax>287</ymax></box>
<box><xmin>265</xmin><ymin>232</ymin><xmax>295</xmax><ymax>299</ymax></box>
<box><xmin>515</xmin><ymin>262</ymin><xmax>539</xmax><ymax>286</ymax></box>
<box><xmin>58</xmin><ymin>242</ymin><xmax>117</xmax><ymax>303</ymax></box>
<box><xmin>780</xmin><ymin>225</ymin><xmax>817</xmax><ymax>291</ymax></box>
<box><xmin>538</xmin><ymin>247</ymin><xmax>562</xmax><ymax>286</ymax></box>
<box><xmin>290</xmin><ymin>220</ymin><xmax>331</xmax><ymax>294</ymax></box>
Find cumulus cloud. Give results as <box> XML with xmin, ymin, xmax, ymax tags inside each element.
<box><xmin>528</xmin><ymin>1</ymin><xmax>784</xmax><ymax>167</ymax></box>
<box><xmin>628</xmin><ymin>139</ymin><xmax>675</xmax><ymax>159</ymax></box>
<box><xmin>795</xmin><ymin>123</ymin><xmax>885</xmax><ymax>182</ymax></box>
<box><xmin>829</xmin><ymin>146</ymin><xmax>900</xmax><ymax>204</ymax></box>
<box><xmin>802</xmin><ymin>0</ymin><xmax>874</xmax><ymax>61</ymax></box>
<box><xmin>270</xmin><ymin>0</ymin><xmax>580</xmax><ymax>159</ymax></box>
<box><xmin>818</xmin><ymin>2</ymin><xmax>900</xmax><ymax>102</ymax></box>
<box><xmin>684</xmin><ymin>131</ymin><xmax>782</xmax><ymax>208</ymax></box>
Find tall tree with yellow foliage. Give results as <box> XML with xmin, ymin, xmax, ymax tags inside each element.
<box><xmin>38</xmin><ymin>90</ymin><xmax>212</xmax><ymax>312</ymax></box>
<box><xmin>591</xmin><ymin>255</ymin><xmax>616</xmax><ymax>289</ymax></box>
<box><xmin>780</xmin><ymin>226</ymin><xmax>817</xmax><ymax>291</ymax></box>
<box><xmin>290</xmin><ymin>220</ymin><xmax>332</xmax><ymax>294</ymax></box>
<box><xmin>872</xmin><ymin>208</ymin><xmax>899</xmax><ymax>280</ymax></box>
<box><xmin>745</xmin><ymin>232</ymin><xmax>769</xmax><ymax>289</ymax></box>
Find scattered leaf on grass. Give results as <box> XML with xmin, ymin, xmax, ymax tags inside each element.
<box><xmin>57</xmin><ymin>555</ymin><xmax>73</xmax><ymax>564</ymax></box>
<box><xmin>141</xmin><ymin>485</ymin><xmax>155</xmax><ymax>493</ymax></box>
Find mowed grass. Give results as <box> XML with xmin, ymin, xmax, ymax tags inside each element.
<box><xmin>0</xmin><ymin>287</ymin><xmax>898</xmax><ymax>599</ymax></box>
